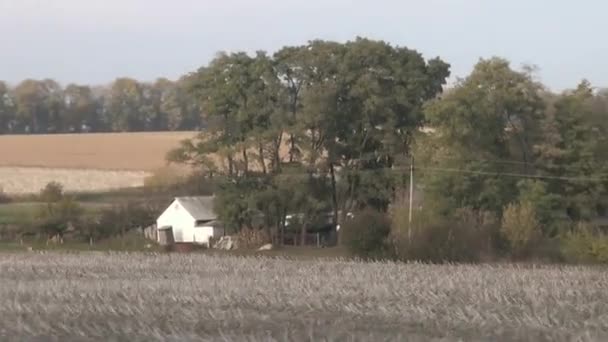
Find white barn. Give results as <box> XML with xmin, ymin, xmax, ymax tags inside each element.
<box><xmin>156</xmin><ymin>196</ymin><xmax>224</xmax><ymax>247</ymax></box>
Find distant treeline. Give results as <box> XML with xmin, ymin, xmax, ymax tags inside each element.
<box><xmin>0</xmin><ymin>77</ymin><xmax>203</xmax><ymax>134</ymax></box>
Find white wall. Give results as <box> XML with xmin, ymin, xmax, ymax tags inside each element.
<box><xmin>192</xmin><ymin>226</ymin><xmax>215</xmax><ymax>247</ymax></box>
<box><xmin>156</xmin><ymin>200</ymin><xmax>195</xmax><ymax>243</ymax></box>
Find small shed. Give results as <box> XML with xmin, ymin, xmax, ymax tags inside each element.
<box><xmin>156</xmin><ymin>196</ymin><xmax>224</xmax><ymax>247</ymax></box>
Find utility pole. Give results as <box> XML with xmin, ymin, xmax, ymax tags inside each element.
<box><xmin>408</xmin><ymin>155</ymin><xmax>414</xmax><ymax>243</ymax></box>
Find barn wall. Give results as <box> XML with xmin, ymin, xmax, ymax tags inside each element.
<box><xmin>191</xmin><ymin>226</ymin><xmax>215</xmax><ymax>246</ymax></box>
<box><xmin>156</xmin><ymin>200</ymin><xmax>195</xmax><ymax>243</ymax></box>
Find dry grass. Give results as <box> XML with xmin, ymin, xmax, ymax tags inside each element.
<box><xmin>1</xmin><ymin>252</ymin><xmax>607</xmax><ymax>341</ymax></box>
<box><xmin>0</xmin><ymin>167</ymin><xmax>149</xmax><ymax>195</ymax></box>
<box><xmin>0</xmin><ymin>131</ymin><xmax>197</xmax><ymax>171</ymax></box>
<box><xmin>0</xmin><ymin>132</ymin><xmax>199</xmax><ymax>194</ymax></box>
<box><xmin>0</xmin><ymin>131</ymin><xmax>296</xmax><ymax>194</ymax></box>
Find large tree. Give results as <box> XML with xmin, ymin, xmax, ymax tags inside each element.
<box><xmin>0</xmin><ymin>81</ymin><xmax>15</xmax><ymax>133</ymax></box>
<box><xmin>13</xmin><ymin>79</ymin><xmax>65</xmax><ymax>133</ymax></box>
<box><xmin>170</xmin><ymin>38</ymin><xmax>450</xmax><ymax>244</ymax></box>
<box><xmin>107</xmin><ymin>78</ymin><xmax>145</xmax><ymax>131</ymax></box>
<box><xmin>422</xmin><ymin>58</ymin><xmax>545</xmax><ymax>214</ymax></box>
<box><xmin>63</xmin><ymin>84</ymin><xmax>100</xmax><ymax>132</ymax></box>
<box><xmin>535</xmin><ymin>81</ymin><xmax>608</xmax><ymax>221</ymax></box>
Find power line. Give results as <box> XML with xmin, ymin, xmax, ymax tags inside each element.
<box><xmin>414</xmin><ymin>166</ymin><xmax>606</xmax><ymax>183</ymax></box>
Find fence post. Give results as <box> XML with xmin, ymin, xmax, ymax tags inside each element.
<box><xmin>316</xmin><ymin>233</ymin><xmax>320</xmax><ymax>247</ymax></box>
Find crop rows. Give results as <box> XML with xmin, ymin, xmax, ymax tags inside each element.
<box><xmin>1</xmin><ymin>252</ymin><xmax>608</xmax><ymax>341</ymax></box>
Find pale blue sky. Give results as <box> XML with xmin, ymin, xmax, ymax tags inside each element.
<box><xmin>1</xmin><ymin>0</ymin><xmax>606</xmax><ymax>91</ymax></box>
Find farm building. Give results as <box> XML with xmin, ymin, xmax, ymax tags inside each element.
<box><xmin>156</xmin><ymin>196</ymin><xmax>224</xmax><ymax>247</ymax></box>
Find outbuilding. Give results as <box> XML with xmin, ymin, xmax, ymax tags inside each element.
<box><xmin>156</xmin><ymin>196</ymin><xmax>224</xmax><ymax>247</ymax></box>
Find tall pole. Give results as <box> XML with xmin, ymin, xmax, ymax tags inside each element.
<box><xmin>408</xmin><ymin>155</ymin><xmax>414</xmax><ymax>243</ymax></box>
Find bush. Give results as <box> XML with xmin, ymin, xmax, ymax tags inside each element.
<box><xmin>391</xmin><ymin>206</ymin><xmax>498</xmax><ymax>263</ymax></box>
<box><xmin>143</xmin><ymin>167</ymin><xmax>186</xmax><ymax>191</ymax></box>
<box><xmin>0</xmin><ymin>186</ymin><xmax>11</xmax><ymax>204</ymax></box>
<box><xmin>341</xmin><ymin>209</ymin><xmax>391</xmax><ymax>259</ymax></box>
<box><xmin>36</xmin><ymin>196</ymin><xmax>84</xmax><ymax>241</ymax></box>
<box><xmin>560</xmin><ymin>222</ymin><xmax>608</xmax><ymax>264</ymax></box>
<box><xmin>236</xmin><ymin>228</ymin><xmax>271</xmax><ymax>249</ymax></box>
<box><xmin>40</xmin><ymin>181</ymin><xmax>64</xmax><ymax>203</ymax></box>
<box><xmin>501</xmin><ymin>201</ymin><xmax>542</xmax><ymax>258</ymax></box>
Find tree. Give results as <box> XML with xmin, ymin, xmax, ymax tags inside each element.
<box><xmin>422</xmin><ymin>58</ymin><xmax>545</xmax><ymax>214</ymax></box>
<box><xmin>342</xmin><ymin>209</ymin><xmax>391</xmax><ymax>258</ymax></box>
<box><xmin>13</xmin><ymin>79</ymin><xmax>38</xmax><ymax>132</ymax></box>
<box><xmin>274</xmin><ymin>45</ymin><xmax>308</xmax><ymax>163</ymax></box>
<box><xmin>37</xmin><ymin>195</ymin><xmax>83</xmax><ymax>243</ymax></box>
<box><xmin>107</xmin><ymin>78</ymin><xmax>144</xmax><ymax>131</ymax></box>
<box><xmin>535</xmin><ymin>81</ymin><xmax>607</xmax><ymax>221</ymax></box>
<box><xmin>63</xmin><ymin>84</ymin><xmax>99</xmax><ymax>132</ymax></box>
<box><xmin>170</xmin><ymin>38</ymin><xmax>450</xmax><ymax>246</ymax></box>
<box><xmin>40</xmin><ymin>181</ymin><xmax>64</xmax><ymax>203</ymax></box>
<box><xmin>0</xmin><ymin>81</ymin><xmax>15</xmax><ymax>133</ymax></box>
<box><xmin>299</xmin><ymin>38</ymin><xmax>450</xmax><ymax>237</ymax></box>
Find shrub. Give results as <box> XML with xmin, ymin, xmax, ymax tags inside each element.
<box><xmin>35</xmin><ymin>196</ymin><xmax>84</xmax><ymax>241</ymax></box>
<box><xmin>501</xmin><ymin>201</ymin><xmax>542</xmax><ymax>258</ymax></box>
<box><xmin>143</xmin><ymin>167</ymin><xmax>186</xmax><ymax>191</ymax></box>
<box><xmin>236</xmin><ymin>228</ymin><xmax>271</xmax><ymax>249</ymax></box>
<box><xmin>391</xmin><ymin>205</ymin><xmax>498</xmax><ymax>263</ymax></box>
<box><xmin>40</xmin><ymin>181</ymin><xmax>64</xmax><ymax>203</ymax></box>
<box><xmin>0</xmin><ymin>186</ymin><xmax>11</xmax><ymax>204</ymax></box>
<box><xmin>560</xmin><ymin>222</ymin><xmax>608</xmax><ymax>264</ymax></box>
<box><xmin>341</xmin><ymin>209</ymin><xmax>391</xmax><ymax>259</ymax></box>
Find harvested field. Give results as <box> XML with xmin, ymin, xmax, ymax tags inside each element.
<box><xmin>0</xmin><ymin>167</ymin><xmax>148</xmax><ymax>195</ymax></box>
<box><xmin>0</xmin><ymin>131</ymin><xmax>197</xmax><ymax>171</ymax></box>
<box><xmin>1</xmin><ymin>252</ymin><xmax>608</xmax><ymax>341</ymax></box>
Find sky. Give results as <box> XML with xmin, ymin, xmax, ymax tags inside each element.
<box><xmin>1</xmin><ymin>0</ymin><xmax>606</xmax><ymax>91</ymax></box>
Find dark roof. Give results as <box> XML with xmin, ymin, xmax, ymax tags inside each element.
<box><xmin>176</xmin><ymin>196</ymin><xmax>216</xmax><ymax>221</ymax></box>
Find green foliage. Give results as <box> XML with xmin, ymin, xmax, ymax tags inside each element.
<box><xmin>500</xmin><ymin>201</ymin><xmax>542</xmax><ymax>257</ymax></box>
<box><xmin>36</xmin><ymin>196</ymin><xmax>84</xmax><ymax>239</ymax></box>
<box><xmin>560</xmin><ymin>223</ymin><xmax>608</xmax><ymax>264</ymax></box>
<box><xmin>40</xmin><ymin>181</ymin><xmax>64</xmax><ymax>203</ymax></box>
<box><xmin>422</xmin><ymin>58</ymin><xmax>545</xmax><ymax>214</ymax></box>
<box><xmin>341</xmin><ymin>209</ymin><xmax>391</xmax><ymax>259</ymax></box>
<box><xmin>391</xmin><ymin>203</ymin><xmax>498</xmax><ymax>263</ymax></box>
<box><xmin>516</xmin><ymin>180</ymin><xmax>563</xmax><ymax>235</ymax></box>
<box><xmin>535</xmin><ymin>81</ymin><xmax>608</xmax><ymax>221</ymax></box>
<box><xmin>79</xmin><ymin>202</ymin><xmax>157</xmax><ymax>243</ymax></box>
<box><xmin>172</xmin><ymin>38</ymin><xmax>450</xmax><ymax>245</ymax></box>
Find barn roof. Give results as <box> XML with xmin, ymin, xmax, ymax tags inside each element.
<box><xmin>176</xmin><ymin>196</ymin><xmax>216</xmax><ymax>221</ymax></box>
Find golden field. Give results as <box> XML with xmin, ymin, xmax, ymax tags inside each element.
<box><xmin>0</xmin><ymin>131</ymin><xmax>197</xmax><ymax>171</ymax></box>
<box><xmin>0</xmin><ymin>132</ymin><xmax>197</xmax><ymax>194</ymax></box>
<box><xmin>0</xmin><ymin>167</ymin><xmax>148</xmax><ymax>195</ymax></box>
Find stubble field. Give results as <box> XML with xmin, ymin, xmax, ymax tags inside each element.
<box><xmin>0</xmin><ymin>132</ymin><xmax>196</xmax><ymax>194</ymax></box>
<box><xmin>1</xmin><ymin>252</ymin><xmax>607</xmax><ymax>341</ymax></box>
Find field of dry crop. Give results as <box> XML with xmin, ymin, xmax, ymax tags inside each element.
<box><xmin>0</xmin><ymin>167</ymin><xmax>148</xmax><ymax>194</ymax></box>
<box><xmin>0</xmin><ymin>132</ymin><xmax>197</xmax><ymax>171</ymax></box>
<box><xmin>1</xmin><ymin>252</ymin><xmax>607</xmax><ymax>341</ymax></box>
<box><xmin>0</xmin><ymin>132</ymin><xmax>197</xmax><ymax>194</ymax></box>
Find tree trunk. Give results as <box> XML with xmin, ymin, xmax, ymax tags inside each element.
<box><xmin>300</xmin><ymin>222</ymin><xmax>308</xmax><ymax>247</ymax></box>
<box><xmin>228</xmin><ymin>155</ymin><xmax>234</xmax><ymax>177</ymax></box>
<box><xmin>274</xmin><ymin>134</ymin><xmax>283</xmax><ymax>173</ymax></box>
<box><xmin>329</xmin><ymin>162</ymin><xmax>340</xmax><ymax>245</ymax></box>
<box><xmin>289</xmin><ymin>133</ymin><xmax>296</xmax><ymax>163</ymax></box>
<box><xmin>242</xmin><ymin>148</ymin><xmax>249</xmax><ymax>176</ymax></box>
<box><xmin>258</xmin><ymin>142</ymin><xmax>267</xmax><ymax>174</ymax></box>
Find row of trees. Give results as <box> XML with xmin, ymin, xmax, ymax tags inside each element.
<box><xmin>0</xmin><ymin>77</ymin><xmax>202</xmax><ymax>133</ymax></box>
<box><xmin>169</xmin><ymin>37</ymin><xmax>608</xmax><ymax>262</ymax></box>
<box><xmin>169</xmin><ymin>38</ymin><xmax>450</xmax><ymax>244</ymax></box>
